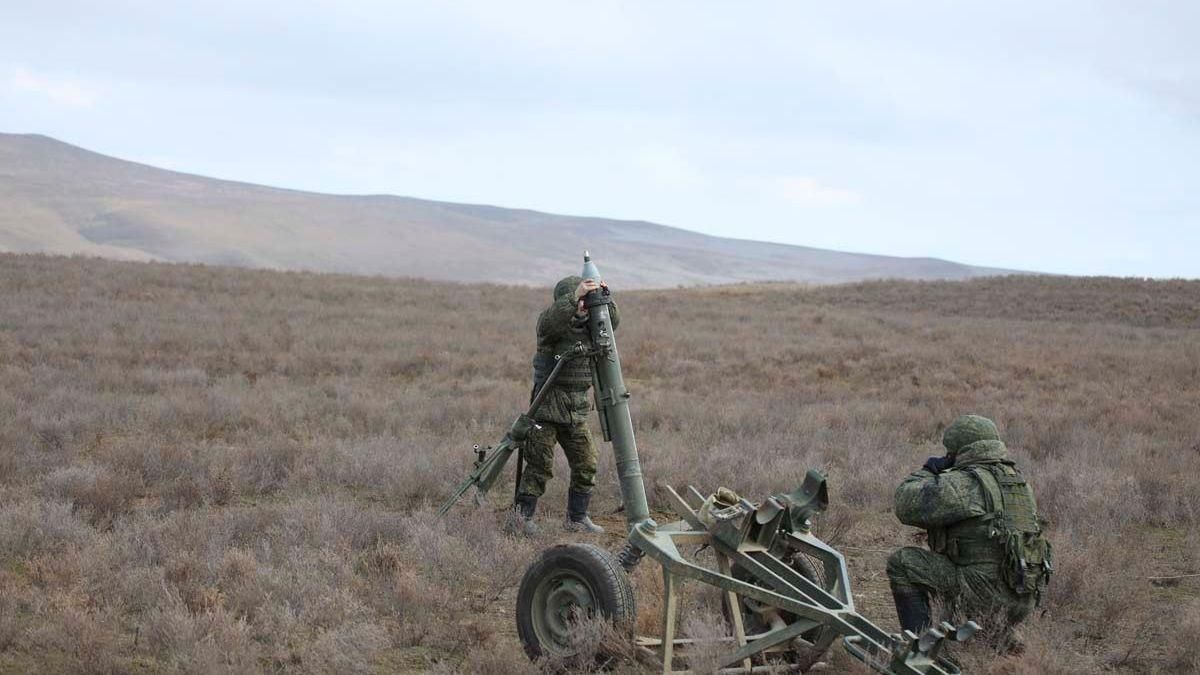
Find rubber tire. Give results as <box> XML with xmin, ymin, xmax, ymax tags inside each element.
<box><xmin>516</xmin><ymin>543</ymin><xmax>636</xmax><ymax>665</ymax></box>
<box><xmin>724</xmin><ymin>554</ymin><xmax>836</xmax><ymax>672</ymax></box>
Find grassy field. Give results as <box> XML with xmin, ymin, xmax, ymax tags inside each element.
<box><xmin>0</xmin><ymin>253</ymin><xmax>1197</xmax><ymax>674</ymax></box>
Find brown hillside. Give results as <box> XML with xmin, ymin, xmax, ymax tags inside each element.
<box><xmin>0</xmin><ymin>133</ymin><xmax>1016</xmax><ymax>287</ymax></box>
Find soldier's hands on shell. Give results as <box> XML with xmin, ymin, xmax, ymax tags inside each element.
<box><xmin>574</xmin><ymin>279</ymin><xmax>600</xmax><ymax>300</ymax></box>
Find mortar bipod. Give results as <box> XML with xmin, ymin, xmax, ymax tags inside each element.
<box><xmin>618</xmin><ymin>482</ymin><xmax>976</xmax><ymax>674</ymax></box>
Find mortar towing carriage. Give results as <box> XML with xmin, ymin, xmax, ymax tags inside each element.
<box><xmin>439</xmin><ymin>253</ymin><xmax>979</xmax><ymax>674</ymax></box>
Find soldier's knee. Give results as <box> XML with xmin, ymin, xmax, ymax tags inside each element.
<box><xmin>523</xmin><ymin>457</ymin><xmax>553</xmax><ymax>476</ymax></box>
<box><xmin>886</xmin><ymin>548</ymin><xmax>909</xmax><ymax>576</ymax></box>
<box><xmin>518</xmin><ymin>473</ymin><xmax>549</xmax><ymax>498</ymax></box>
<box><xmin>522</xmin><ymin>442</ymin><xmax>554</xmax><ymax>469</ymax></box>
<box><xmin>886</xmin><ymin>547</ymin><xmax>921</xmax><ymax>586</ymax></box>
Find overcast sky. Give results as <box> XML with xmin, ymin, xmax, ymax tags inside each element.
<box><xmin>1</xmin><ymin>1</ymin><xmax>1197</xmax><ymax>277</ymax></box>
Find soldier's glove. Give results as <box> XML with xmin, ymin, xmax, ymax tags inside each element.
<box><xmin>923</xmin><ymin>456</ymin><xmax>954</xmax><ymax>474</ymax></box>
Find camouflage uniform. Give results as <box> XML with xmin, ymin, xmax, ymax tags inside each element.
<box><xmin>516</xmin><ymin>277</ymin><xmax>619</xmax><ymax>521</ymax></box>
<box><xmin>888</xmin><ymin>415</ymin><xmax>1052</xmax><ymax>641</ymax></box>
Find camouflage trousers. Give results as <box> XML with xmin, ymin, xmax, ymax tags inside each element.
<box><xmin>517</xmin><ymin>420</ymin><xmax>597</xmax><ymax>498</ymax></box>
<box><xmin>887</xmin><ymin>547</ymin><xmax>1035</xmax><ymax>628</ymax></box>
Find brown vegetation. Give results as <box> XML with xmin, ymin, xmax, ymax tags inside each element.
<box><xmin>0</xmin><ymin>253</ymin><xmax>1196</xmax><ymax>673</ymax></box>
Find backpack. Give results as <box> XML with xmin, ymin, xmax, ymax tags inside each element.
<box><xmin>966</xmin><ymin>463</ymin><xmax>1054</xmax><ymax>601</ymax></box>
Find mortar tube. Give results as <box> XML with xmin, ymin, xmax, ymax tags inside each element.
<box><xmin>580</xmin><ymin>253</ymin><xmax>652</xmax><ymax>529</ymax></box>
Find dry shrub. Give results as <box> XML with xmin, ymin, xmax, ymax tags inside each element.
<box><xmin>98</xmin><ymin>439</ymin><xmax>206</xmax><ymax>501</ymax></box>
<box><xmin>307</xmin><ymin>433</ymin><xmax>455</xmax><ymax>507</ymax></box>
<box><xmin>24</xmin><ymin>606</ymin><xmax>128</xmax><ymax>675</ymax></box>
<box><xmin>629</xmin><ymin>561</ymin><xmax>665</xmax><ymax>637</ymax></box>
<box><xmin>428</xmin><ymin>640</ymin><xmax>540</xmax><ymax>675</ymax></box>
<box><xmin>164</xmin><ymin>554</ymin><xmax>221</xmax><ymax>614</ymax></box>
<box><xmin>534</xmin><ymin>614</ymin><xmax>639</xmax><ymax>674</ymax></box>
<box><xmin>142</xmin><ymin>600</ymin><xmax>258</xmax><ymax>674</ymax></box>
<box><xmin>353</xmin><ymin>541</ymin><xmax>455</xmax><ymax>640</ymax></box>
<box><xmin>0</xmin><ymin>594</ymin><xmax>19</xmax><ymax>652</ymax></box>
<box><xmin>824</xmin><ymin>645</ymin><xmax>876</xmax><ymax>673</ymax></box>
<box><xmin>43</xmin><ymin>463</ymin><xmax>142</xmax><ymax>527</ymax></box>
<box><xmin>1041</xmin><ymin>529</ymin><xmax>1153</xmax><ymax>641</ymax></box>
<box><xmin>0</xmin><ymin>500</ymin><xmax>97</xmax><ymax>559</ymax></box>
<box><xmin>814</xmin><ymin>503</ymin><xmax>861</xmax><ymax>547</ymax></box>
<box><xmin>964</xmin><ymin>619</ymin><xmax>1093</xmax><ymax>675</ymax></box>
<box><xmin>1167</xmin><ymin>598</ymin><xmax>1200</xmax><ymax>672</ymax></box>
<box><xmin>678</xmin><ymin>610</ymin><xmax>731</xmax><ymax>674</ymax></box>
<box><xmin>158</xmin><ymin>473</ymin><xmax>208</xmax><ymax>511</ymax></box>
<box><xmin>234</xmin><ymin>440</ymin><xmax>302</xmax><ymax>495</ymax></box>
<box><xmin>807</xmin><ymin>275</ymin><xmax>1200</xmax><ymax>329</ymax></box>
<box><xmin>298</xmin><ymin>621</ymin><xmax>390</xmax><ymax>675</ymax></box>
<box><xmin>403</xmin><ymin>509</ymin><xmax>535</xmax><ymax>612</ymax></box>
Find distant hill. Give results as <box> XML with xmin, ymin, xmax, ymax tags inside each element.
<box><xmin>0</xmin><ymin>133</ymin><xmax>1018</xmax><ymax>287</ymax></box>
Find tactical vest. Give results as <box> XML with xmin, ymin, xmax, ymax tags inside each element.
<box><xmin>929</xmin><ymin>462</ymin><xmax>1053</xmax><ymax>598</ymax></box>
<box><xmin>533</xmin><ymin>318</ymin><xmax>594</xmax><ymax>394</ymax></box>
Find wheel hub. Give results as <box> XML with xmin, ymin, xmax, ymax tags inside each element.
<box><xmin>537</xmin><ymin>573</ymin><xmax>596</xmax><ymax>648</ymax></box>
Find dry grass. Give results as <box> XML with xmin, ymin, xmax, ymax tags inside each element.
<box><xmin>0</xmin><ymin>252</ymin><xmax>1197</xmax><ymax>673</ymax></box>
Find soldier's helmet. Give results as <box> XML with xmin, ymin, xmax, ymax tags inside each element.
<box><xmin>554</xmin><ymin>275</ymin><xmax>583</xmax><ymax>301</ymax></box>
<box><xmin>942</xmin><ymin>415</ymin><xmax>1000</xmax><ymax>454</ymax></box>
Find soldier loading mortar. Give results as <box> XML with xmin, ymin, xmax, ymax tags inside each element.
<box><xmin>516</xmin><ymin>273</ymin><xmax>621</xmax><ymax>536</ymax></box>
<box><xmin>442</xmin><ymin>253</ymin><xmax>981</xmax><ymax>674</ymax></box>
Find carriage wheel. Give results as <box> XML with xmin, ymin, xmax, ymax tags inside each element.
<box><xmin>516</xmin><ymin>543</ymin><xmax>636</xmax><ymax>666</ymax></box>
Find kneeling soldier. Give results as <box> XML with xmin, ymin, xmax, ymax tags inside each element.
<box><xmin>888</xmin><ymin>415</ymin><xmax>1052</xmax><ymax>648</ymax></box>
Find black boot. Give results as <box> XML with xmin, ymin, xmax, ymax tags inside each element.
<box><xmin>564</xmin><ymin>489</ymin><xmax>604</xmax><ymax>533</ymax></box>
<box><xmin>510</xmin><ymin>494</ymin><xmax>538</xmax><ymax>536</ymax></box>
<box><xmin>892</xmin><ymin>587</ymin><xmax>931</xmax><ymax>634</ymax></box>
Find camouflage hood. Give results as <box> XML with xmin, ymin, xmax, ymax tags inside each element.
<box><xmin>554</xmin><ymin>276</ymin><xmax>583</xmax><ymax>301</ymax></box>
<box><xmin>953</xmin><ymin>439</ymin><xmax>1008</xmax><ymax>467</ymax></box>
<box><xmin>942</xmin><ymin>414</ymin><xmax>1000</xmax><ymax>455</ymax></box>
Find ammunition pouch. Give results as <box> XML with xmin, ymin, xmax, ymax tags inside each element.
<box><xmin>945</xmin><ymin>536</ymin><xmax>1001</xmax><ymax>566</ymax></box>
<box><xmin>1003</xmin><ymin>533</ymin><xmax>1053</xmax><ymax>600</ymax></box>
<box><xmin>928</xmin><ymin>512</ymin><xmax>998</xmax><ymax>563</ymax></box>
<box><xmin>1037</xmin><ymin>539</ymin><xmax>1054</xmax><ymax>604</ymax></box>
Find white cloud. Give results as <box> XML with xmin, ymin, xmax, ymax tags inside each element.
<box><xmin>765</xmin><ymin>175</ymin><xmax>861</xmax><ymax>205</ymax></box>
<box><xmin>10</xmin><ymin>66</ymin><xmax>98</xmax><ymax>107</ymax></box>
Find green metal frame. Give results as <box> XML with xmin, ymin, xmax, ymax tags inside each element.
<box><xmin>624</xmin><ymin>484</ymin><xmax>976</xmax><ymax>674</ymax></box>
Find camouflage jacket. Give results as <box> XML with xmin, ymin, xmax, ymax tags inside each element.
<box><xmin>895</xmin><ymin>440</ymin><xmax>1023</xmax><ymax>565</ymax></box>
<box><xmin>531</xmin><ymin>293</ymin><xmax>620</xmax><ymax>425</ymax></box>
<box><xmin>895</xmin><ymin>438</ymin><xmax>1051</xmax><ymax>598</ymax></box>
